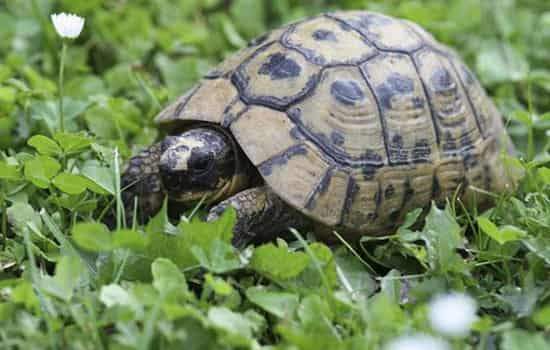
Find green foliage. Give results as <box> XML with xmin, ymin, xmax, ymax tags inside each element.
<box><xmin>0</xmin><ymin>0</ymin><xmax>548</xmax><ymax>349</ymax></box>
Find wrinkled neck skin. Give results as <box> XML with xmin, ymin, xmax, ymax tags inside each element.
<box><xmin>159</xmin><ymin>123</ymin><xmax>252</xmax><ymax>208</ymax></box>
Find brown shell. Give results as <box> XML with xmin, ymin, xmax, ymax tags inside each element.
<box><xmin>155</xmin><ymin>11</ymin><xmax>516</xmax><ymax>237</ymax></box>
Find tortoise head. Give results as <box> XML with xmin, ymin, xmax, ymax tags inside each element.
<box><xmin>158</xmin><ymin>127</ymin><xmax>242</xmax><ymax>205</ymax></box>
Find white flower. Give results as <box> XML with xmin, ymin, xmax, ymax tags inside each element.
<box><xmin>50</xmin><ymin>13</ymin><xmax>85</xmax><ymax>39</ymax></box>
<box><xmin>428</xmin><ymin>292</ymin><xmax>478</xmax><ymax>337</ymax></box>
<box><xmin>385</xmin><ymin>334</ymin><xmax>450</xmax><ymax>350</ymax></box>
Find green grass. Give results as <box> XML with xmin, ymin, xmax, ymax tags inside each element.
<box><xmin>0</xmin><ymin>0</ymin><xmax>549</xmax><ymax>349</ymax></box>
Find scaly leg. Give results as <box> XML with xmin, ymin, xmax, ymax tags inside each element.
<box><xmin>121</xmin><ymin>142</ymin><xmax>165</xmax><ymax>225</ymax></box>
<box><xmin>207</xmin><ymin>186</ymin><xmax>309</xmax><ymax>247</ymax></box>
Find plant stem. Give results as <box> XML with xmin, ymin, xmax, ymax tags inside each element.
<box><xmin>0</xmin><ymin>189</ymin><xmax>6</xmax><ymax>249</ymax></box>
<box><xmin>58</xmin><ymin>41</ymin><xmax>67</xmax><ymax>133</ymax></box>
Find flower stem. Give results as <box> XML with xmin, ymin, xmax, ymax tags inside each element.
<box><xmin>58</xmin><ymin>41</ymin><xmax>67</xmax><ymax>133</ymax></box>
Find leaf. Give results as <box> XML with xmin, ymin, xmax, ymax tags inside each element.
<box><xmin>146</xmin><ymin>207</ymin><xmax>236</xmax><ymax>269</ymax></box>
<box><xmin>31</xmin><ymin>98</ymin><xmax>90</xmax><ymax>132</ymax></box>
<box><xmin>52</xmin><ymin>173</ymin><xmax>89</xmax><ymax>195</ymax></box>
<box><xmin>100</xmin><ymin>284</ymin><xmax>141</xmax><ymax>312</ymax></box>
<box><xmin>151</xmin><ymin>257</ymin><xmax>187</xmax><ymax>294</ymax></box>
<box><xmin>0</xmin><ymin>161</ymin><xmax>21</xmax><ymax>181</ymax></box>
<box><xmin>477</xmin><ymin>217</ymin><xmax>526</xmax><ymax>244</ymax></box>
<box><xmin>417</xmin><ymin>203</ymin><xmax>466</xmax><ymax>273</ymax></box>
<box><xmin>7</xmin><ymin>202</ymin><xmax>42</xmax><ymax>234</ymax></box>
<box><xmin>476</xmin><ymin>42</ymin><xmax>529</xmax><ymax>84</ymax></box>
<box><xmin>112</xmin><ymin>229</ymin><xmax>150</xmax><ymax>251</ymax></box>
<box><xmin>250</xmin><ymin>243</ymin><xmax>309</xmax><ymax>281</ymax></box>
<box><xmin>53</xmin><ymin>132</ymin><xmax>92</xmax><ymax>154</ymax></box>
<box><xmin>532</xmin><ymin>305</ymin><xmax>550</xmax><ymax>327</ymax></box>
<box><xmin>27</xmin><ymin>135</ymin><xmax>62</xmax><ymax>156</ymax></box>
<box><xmin>205</xmin><ymin>274</ymin><xmax>234</xmax><ymax>296</ymax></box>
<box><xmin>191</xmin><ymin>239</ymin><xmax>241</xmax><ymax>274</ymax></box>
<box><xmin>521</xmin><ymin>237</ymin><xmax>550</xmax><ymax>264</ymax></box>
<box><xmin>24</xmin><ymin>155</ymin><xmax>61</xmax><ymax>188</ymax></box>
<box><xmin>81</xmin><ymin>160</ymin><xmax>115</xmax><ymax>195</ymax></box>
<box><xmin>72</xmin><ymin>222</ymin><xmax>113</xmax><ymax>252</ymax></box>
<box><xmin>501</xmin><ymin>330</ymin><xmax>550</xmax><ymax>350</ymax></box>
<box><xmin>333</xmin><ymin>248</ymin><xmax>376</xmax><ymax>300</ymax></box>
<box><xmin>145</xmin><ymin>199</ymin><xmax>177</xmax><ymax>236</ymax></box>
<box><xmin>11</xmin><ymin>281</ymin><xmax>40</xmax><ymax>312</ymax></box>
<box><xmin>537</xmin><ymin>167</ymin><xmax>550</xmax><ymax>184</ymax></box>
<box><xmin>38</xmin><ymin>255</ymin><xmax>84</xmax><ymax>301</ymax></box>
<box><xmin>497</xmin><ymin>286</ymin><xmax>541</xmax><ymax>318</ymax></box>
<box><xmin>396</xmin><ymin>207</ymin><xmax>423</xmax><ymax>237</ymax></box>
<box><xmin>246</xmin><ymin>286</ymin><xmax>299</xmax><ymax>318</ymax></box>
<box><xmin>208</xmin><ymin>307</ymin><xmax>256</xmax><ymax>341</ymax></box>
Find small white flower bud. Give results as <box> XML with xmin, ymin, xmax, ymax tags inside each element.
<box><xmin>50</xmin><ymin>13</ymin><xmax>85</xmax><ymax>39</ymax></box>
<box><xmin>428</xmin><ymin>292</ymin><xmax>478</xmax><ymax>337</ymax></box>
<box><xmin>385</xmin><ymin>334</ymin><xmax>450</xmax><ymax>350</ymax></box>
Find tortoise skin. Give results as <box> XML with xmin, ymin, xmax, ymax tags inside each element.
<box><xmin>155</xmin><ymin>11</ymin><xmax>516</xmax><ymax>238</ymax></box>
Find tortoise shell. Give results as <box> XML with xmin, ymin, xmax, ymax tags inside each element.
<box><xmin>155</xmin><ymin>11</ymin><xmax>515</xmax><ymax>236</ymax></box>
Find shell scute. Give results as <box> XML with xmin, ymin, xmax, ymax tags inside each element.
<box><xmin>361</xmin><ymin>53</ymin><xmax>438</xmax><ymax>165</ymax></box>
<box><xmin>289</xmin><ymin>66</ymin><xmax>386</xmax><ymax>166</ymax></box>
<box><xmin>413</xmin><ymin>48</ymin><xmax>483</xmax><ymax>159</ymax></box>
<box><xmin>156</xmin><ymin>79</ymin><xmax>238</xmax><ymax>126</ymax></box>
<box><xmin>282</xmin><ymin>15</ymin><xmax>377</xmax><ymax>65</ymax></box>
<box><xmin>232</xmin><ymin>42</ymin><xmax>322</xmax><ymax>109</ymax></box>
<box><xmin>230</xmin><ymin>106</ymin><xmax>301</xmax><ymax>166</ymax></box>
<box><xmin>329</xmin><ymin>11</ymin><xmax>424</xmax><ymax>52</ymax></box>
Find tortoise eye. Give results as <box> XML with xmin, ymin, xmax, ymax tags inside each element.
<box><xmin>190</xmin><ymin>152</ymin><xmax>214</xmax><ymax>173</ymax></box>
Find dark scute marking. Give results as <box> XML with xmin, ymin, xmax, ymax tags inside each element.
<box><xmin>366</xmin><ymin>212</ymin><xmax>378</xmax><ymax>222</ymax></box>
<box><xmin>330</xmin><ymin>79</ymin><xmax>365</xmax><ymax>106</ymax></box>
<box><xmin>204</xmin><ymin>69</ymin><xmax>223</xmax><ymax>79</ymax></box>
<box><xmin>330</xmin><ymin>131</ymin><xmax>345</xmax><ymax>146</ymax></box>
<box><xmin>402</xmin><ymin>179</ymin><xmax>415</xmax><ymax>204</ymax></box>
<box><xmin>463</xmin><ymin>151</ymin><xmax>478</xmax><ymax>170</ymax></box>
<box><xmin>411</xmin><ymin>139</ymin><xmax>431</xmax><ymax>163</ymax></box>
<box><xmin>385</xmin><ymin>184</ymin><xmax>395</xmax><ymax>198</ymax></box>
<box><xmin>290</xmin><ymin>126</ymin><xmax>306</xmax><ymax>141</ymax></box>
<box><xmin>388</xmin><ymin>134</ymin><xmax>409</xmax><ymax>163</ymax></box>
<box><xmin>376</xmin><ymin>73</ymin><xmax>415</xmax><ymax>109</ymax></box>
<box><xmin>432</xmin><ymin>176</ymin><xmax>441</xmax><ymax>198</ymax></box>
<box><xmin>361</xmin><ymin>149</ymin><xmax>384</xmax><ymax>180</ymax></box>
<box><xmin>305</xmin><ymin>168</ymin><xmax>333</xmax><ymax>210</ymax></box>
<box><xmin>459</xmin><ymin>130</ymin><xmax>475</xmax><ymax>149</ymax></box>
<box><xmin>337</xmin><ymin>20</ymin><xmax>353</xmax><ymax>31</ymax></box>
<box><xmin>258</xmin><ymin>144</ymin><xmax>308</xmax><ymax>176</ymax></box>
<box><xmin>442</xmin><ymin>131</ymin><xmax>458</xmax><ymax>153</ymax></box>
<box><xmin>248</xmin><ymin>32</ymin><xmax>269</xmax><ymax>47</ymax></box>
<box><xmin>431</xmin><ymin>68</ymin><xmax>456</xmax><ymax>94</ymax></box>
<box><xmin>341</xmin><ymin>176</ymin><xmax>358</xmax><ymax>223</ymax></box>
<box><xmin>312</xmin><ymin>29</ymin><xmax>337</xmax><ymax>41</ymax></box>
<box><xmin>258</xmin><ymin>53</ymin><xmax>302</xmax><ymax>80</ymax></box>
<box><xmin>389</xmin><ymin>210</ymin><xmax>400</xmax><ymax>222</ymax></box>
<box><xmin>288</xmin><ymin>106</ymin><xmax>302</xmax><ymax>121</ymax></box>
<box><xmin>412</xmin><ymin>96</ymin><xmax>425</xmax><ymax>109</ymax></box>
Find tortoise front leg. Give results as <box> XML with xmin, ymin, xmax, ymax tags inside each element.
<box><xmin>207</xmin><ymin>186</ymin><xmax>309</xmax><ymax>247</ymax></box>
<box><xmin>121</xmin><ymin>142</ymin><xmax>165</xmax><ymax>225</ymax></box>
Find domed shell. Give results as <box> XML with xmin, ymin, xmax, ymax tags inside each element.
<box><xmin>156</xmin><ymin>11</ymin><xmax>516</xmax><ymax>237</ymax></box>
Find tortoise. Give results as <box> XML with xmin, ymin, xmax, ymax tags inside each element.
<box><xmin>121</xmin><ymin>11</ymin><xmax>517</xmax><ymax>246</ymax></box>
